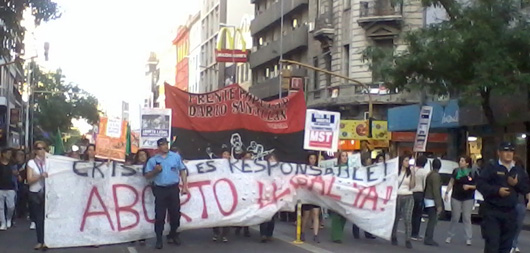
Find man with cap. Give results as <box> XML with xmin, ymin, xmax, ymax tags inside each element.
<box><xmin>144</xmin><ymin>138</ymin><xmax>189</xmax><ymax>249</ymax></box>
<box><xmin>477</xmin><ymin>142</ymin><xmax>530</xmax><ymax>253</ymax></box>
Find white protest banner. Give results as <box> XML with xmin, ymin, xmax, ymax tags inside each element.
<box><xmin>303</xmin><ymin>109</ymin><xmax>341</xmax><ymax>152</ymax></box>
<box><xmin>44</xmin><ymin>155</ymin><xmax>397</xmax><ymax>248</ymax></box>
<box><xmin>140</xmin><ymin>108</ymin><xmax>172</xmax><ymax>148</ymax></box>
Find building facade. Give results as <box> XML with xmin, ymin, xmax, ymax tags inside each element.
<box><xmin>248</xmin><ymin>0</ymin><xmax>310</xmax><ymax>100</ymax></box>
<box><xmin>174</xmin><ymin>26</ymin><xmax>190</xmax><ymax>91</ymax></box>
<box><xmin>188</xmin><ymin>12</ymin><xmax>202</xmax><ymax>93</ymax></box>
<box><xmin>200</xmin><ymin>0</ymin><xmax>254</xmax><ymax>92</ymax></box>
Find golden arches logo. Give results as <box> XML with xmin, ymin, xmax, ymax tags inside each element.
<box><xmin>215</xmin><ymin>27</ymin><xmax>249</xmax><ymax>63</ymax></box>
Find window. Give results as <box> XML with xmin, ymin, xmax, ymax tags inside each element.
<box><xmin>259</xmin><ymin>37</ymin><xmax>264</xmax><ymax>46</ymax></box>
<box><xmin>313</xmin><ymin>57</ymin><xmax>319</xmax><ymax>90</ymax></box>
<box><xmin>292</xmin><ymin>19</ymin><xmax>298</xmax><ymax>28</ymax></box>
<box><xmin>274</xmin><ymin>65</ymin><xmax>279</xmax><ymax>77</ymax></box>
<box><xmin>265</xmin><ymin>68</ymin><xmax>270</xmax><ymax>78</ymax></box>
<box><xmin>372</xmin><ymin>39</ymin><xmax>394</xmax><ymax>82</ymax></box>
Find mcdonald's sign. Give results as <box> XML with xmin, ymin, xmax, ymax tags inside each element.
<box><xmin>215</xmin><ymin>27</ymin><xmax>249</xmax><ymax>63</ymax></box>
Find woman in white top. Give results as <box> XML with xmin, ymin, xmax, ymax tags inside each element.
<box><xmin>391</xmin><ymin>155</ymin><xmax>416</xmax><ymax>249</ymax></box>
<box><xmin>26</xmin><ymin>141</ymin><xmax>49</xmax><ymax>250</ymax></box>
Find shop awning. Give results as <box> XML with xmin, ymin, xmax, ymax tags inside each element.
<box><xmin>388</xmin><ymin>99</ymin><xmax>459</xmax><ymax>132</ymax></box>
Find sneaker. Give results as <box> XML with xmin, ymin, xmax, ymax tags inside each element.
<box><xmin>515</xmin><ymin>247</ymin><xmax>521</xmax><ymax>253</ymax></box>
<box><xmin>212</xmin><ymin>235</ymin><xmax>218</xmax><ymax>242</ymax></box>
<box><xmin>510</xmin><ymin>248</ymin><xmax>516</xmax><ymax>253</ymax></box>
<box><xmin>466</xmin><ymin>239</ymin><xmax>472</xmax><ymax>246</ymax></box>
<box><xmin>410</xmin><ymin>236</ymin><xmax>420</xmax><ymax>241</ymax></box>
<box><xmin>313</xmin><ymin>235</ymin><xmax>320</xmax><ymax>243</ymax></box>
<box><xmin>34</xmin><ymin>243</ymin><xmax>43</xmax><ymax>250</ymax></box>
<box><xmin>406</xmin><ymin>241</ymin><xmax>413</xmax><ymax>249</ymax></box>
<box><xmin>0</xmin><ymin>224</ymin><xmax>6</xmax><ymax>231</ymax></box>
<box><xmin>6</xmin><ymin>220</ymin><xmax>11</xmax><ymax>229</ymax></box>
<box><xmin>300</xmin><ymin>233</ymin><xmax>305</xmax><ymax>241</ymax></box>
<box><xmin>30</xmin><ymin>222</ymin><xmax>36</xmax><ymax>230</ymax></box>
<box><xmin>260</xmin><ymin>236</ymin><xmax>267</xmax><ymax>243</ymax></box>
<box><xmin>222</xmin><ymin>237</ymin><xmax>228</xmax><ymax>243</ymax></box>
<box><xmin>445</xmin><ymin>237</ymin><xmax>451</xmax><ymax>244</ymax></box>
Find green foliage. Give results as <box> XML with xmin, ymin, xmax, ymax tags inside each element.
<box><xmin>30</xmin><ymin>62</ymin><xmax>99</xmax><ymax>135</ymax></box>
<box><xmin>0</xmin><ymin>0</ymin><xmax>60</xmax><ymax>60</ymax></box>
<box><xmin>366</xmin><ymin>0</ymin><xmax>530</xmax><ymax>125</ymax></box>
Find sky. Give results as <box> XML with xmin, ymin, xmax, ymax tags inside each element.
<box><xmin>27</xmin><ymin>0</ymin><xmax>201</xmax><ymax>131</ymax></box>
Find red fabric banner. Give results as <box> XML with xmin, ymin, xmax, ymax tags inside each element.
<box><xmin>165</xmin><ymin>83</ymin><xmax>306</xmax><ymax>134</ymax></box>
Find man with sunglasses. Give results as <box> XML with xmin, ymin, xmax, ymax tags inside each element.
<box><xmin>144</xmin><ymin>138</ymin><xmax>188</xmax><ymax>249</ymax></box>
<box><xmin>477</xmin><ymin>142</ymin><xmax>530</xmax><ymax>253</ymax></box>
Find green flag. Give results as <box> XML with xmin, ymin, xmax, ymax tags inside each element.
<box><xmin>125</xmin><ymin>123</ymin><xmax>131</xmax><ymax>157</ymax></box>
<box><xmin>54</xmin><ymin>128</ymin><xmax>65</xmax><ymax>155</ymax></box>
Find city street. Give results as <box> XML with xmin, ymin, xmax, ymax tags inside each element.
<box><xmin>3</xmin><ymin>217</ymin><xmax>530</xmax><ymax>252</ymax></box>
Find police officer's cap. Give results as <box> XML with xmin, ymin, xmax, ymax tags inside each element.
<box><xmin>498</xmin><ymin>141</ymin><xmax>515</xmax><ymax>152</ymax></box>
<box><xmin>157</xmin><ymin>138</ymin><xmax>169</xmax><ymax>146</ymax></box>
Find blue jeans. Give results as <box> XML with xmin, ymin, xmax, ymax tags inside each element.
<box><xmin>513</xmin><ymin>203</ymin><xmax>526</xmax><ymax>248</ymax></box>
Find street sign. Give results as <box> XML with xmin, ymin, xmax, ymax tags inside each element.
<box><xmin>413</xmin><ymin>106</ymin><xmax>433</xmax><ymax>152</ymax></box>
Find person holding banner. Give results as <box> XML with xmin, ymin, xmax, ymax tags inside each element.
<box><xmin>391</xmin><ymin>154</ymin><xmax>416</xmax><ymax>249</ymax></box>
<box><xmin>411</xmin><ymin>155</ymin><xmax>429</xmax><ymax>241</ymax></box>
<box><xmin>131</xmin><ymin>149</ymin><xmax>150</xmax><ymax>246</ymax></box>
<box><xmin>144</xmin><ymin>138</ymin><xmax>189</xmax><ymax>250</ymax></box>
<box><xmin>236</xmin><ymin>152</ymin><xmax>253</xmax><ymax>238</ymax></box>
<box><xmin>260</xmin><ymin>152</ymin><xmax>278</xmax><ymax>243</ymax></box>
<box><xmin>301</xmin><ymin>153</ymin><xmax>321</xmax><ymax>243</ymax></box>
<box><xmin>212</xmin><ymin>149</ymin><xmax>231</xmax><ymax>243</ymax></box>
<box><xmin>26</xmin><ymin>141</ymin><xmax>49</xmax><ymax>250</ymax></box>
<box><xmin>330</xmin><ymin>151</ymin><xmax>349</xmax><ymax>243</ymax></box>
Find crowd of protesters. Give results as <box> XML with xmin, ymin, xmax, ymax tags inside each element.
<box><xmin>3</xmin><ymin>138</ymin><xmax>530</xmax><ymax>253</ymax></box>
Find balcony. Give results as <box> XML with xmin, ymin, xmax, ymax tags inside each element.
<box><xmin>306</xmin><ymin>83</ymin><xmax>419</xmax><ymax>109</ymax></box>
<box><xmin>249</xmin><ymin>68</ymin><xmax>307</xmax><ymax>99</ymax></box>
<box><xmin>249</xmin><ymin>25</ymin><xmax>308</xmax><ymax>69</ymax></box>
<box><xmin>312</xmin><ymin>11</ymin><xmax>335</xmax><ymax>44</ymax></box>
<box><xmin>250</xmin><ymin>0</ymin><xmax>309</xmax><ymax>36</ymax></box>
<box><xmin>357</xmin><ymin>0</ymin><xmax>403</xmax><ymax>29</ymax></box>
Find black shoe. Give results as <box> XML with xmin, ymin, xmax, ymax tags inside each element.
<box><xmin>406</xmin><ymin>241</ymin><xmax>413</xmax><ymax>249</ymax></box>
<box><xmin>174</xmin><ymin>234</ymin><xmax>182</xmax><ymax>246</ymax></box>
<box><xmin>424</xmin><ymin>240</ymin><xmax>439</xmax><ymax>247</ymax></box>
<box><xmin>391</xmin><ymin>238</ymin><xmax>398</xmax><ymax>246</ymax></box>
<box><xmin>300</xmin><ymin>233</ymin><xmax>305</xmax><ymax>241</ymax></box>
<box><xmin>313</xmin><ymin>235</ymin><xmax>320</xmax><ymax>243</ymax></box>
<box><xmin>244</xmin><ymin>228</ymin><xmax>251</xmax><ymax>237</ymax></box>
<box><xmin>155</xmin><ymin>240</ymin><xmax>163</xmax><ymax>249</ymax></box>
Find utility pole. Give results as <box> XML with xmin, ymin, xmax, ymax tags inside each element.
<box><xmin>280</xmin><ymin>59</ymin><xmax>373</xmax><ymax>118</ymax></box>
<box><xmin>278</xmin><ymin>0</ymin><xmax>284</xmax><ymax>99</ymax></box>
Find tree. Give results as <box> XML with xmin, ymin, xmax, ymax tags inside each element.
<box><xmin>0</xmin><ymin>0</ymin><xmax>60</xmax><ymax>61</ymax></box>
<box><xmin>366</xmin><ymin>0</ymin><xmax>530</xmax><ymax>127</ymax></box>
<box><xmin>30</xmin><ymin>62</ymin><xmax>99</xmax><ymax>140</ymax></box>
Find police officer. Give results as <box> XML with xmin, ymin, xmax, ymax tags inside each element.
<box><xmin>477</xmin><ymin>142</ymin><xmax>530</xmax><ymax>253</ymax></box>
<box><xmin>144</xmin><ymin>138</ymin><xmax>188</xmax><ymax>249</ymax></box>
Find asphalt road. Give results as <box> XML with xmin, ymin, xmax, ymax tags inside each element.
<box><xmin>2</xmin><ymin>217</ymin><xmax>530</xmax><ymax>252</ymax></box>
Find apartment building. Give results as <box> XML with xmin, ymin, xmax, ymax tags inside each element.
<box><xmin>248</xmin><ymin>0</ymin><xmax>310</xmax><ymax>100</ymax></box>
<box><xmin>306</xmin><ymin>0</ymin><xmax>426</xmax><ymax>120</ymax></box>
<box><xmin>200</xmin><ymin>0</ymin><xmax>253</xmax><ymax>92</ymax></box>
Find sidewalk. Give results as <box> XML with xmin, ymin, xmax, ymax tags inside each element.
<box><xmin>523</xmin><ymin>210</ymin><xmax>530</xmax><ymax>231</ymax></box>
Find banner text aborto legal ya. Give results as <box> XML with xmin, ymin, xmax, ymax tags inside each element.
<box><xmin>164</xmin><ymin>83</ymin><xmax>307</xmax><ymax>162</ymax></box>
<box><xmin>44</xmin><ymin>154</ymin><xmax>398</xmax><ymax>248</ymax></box>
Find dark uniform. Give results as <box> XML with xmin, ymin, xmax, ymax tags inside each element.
<box><xmin>477</xmin><ymin>142</ymin><xmax>530</xmax><ymax>253</ymax></box>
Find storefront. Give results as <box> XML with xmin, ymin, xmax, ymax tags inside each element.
<box><xmin>387</xmin><ymin>99</ymin><xmax>461</xmax><ymax>159</ymax></box>
<box><xmin>338</xmin><ymin>120</ymin><xmax>390</xmax><ymax>158</ymax></box>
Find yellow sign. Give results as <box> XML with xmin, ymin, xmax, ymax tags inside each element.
<box><xmin>215</xmin><ymin>27</ymin><xmax>248</xmax><ymax>63</ymax></box>
<box><xmin>339</xmin><ymin>120</ymin><xmax>390</xmax><ymax>140</ymax></box>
